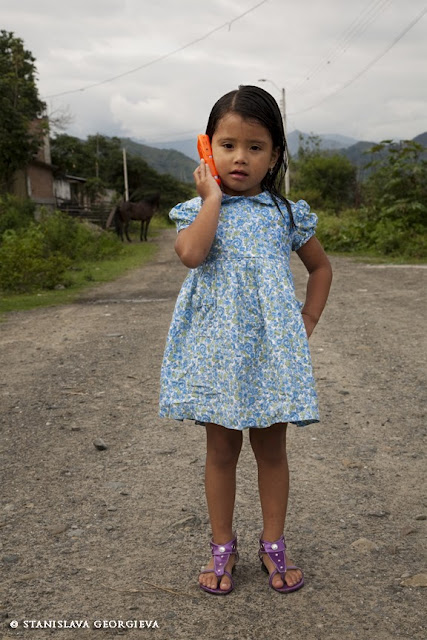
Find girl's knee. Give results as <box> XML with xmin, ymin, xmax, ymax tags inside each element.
<box><xmin>206</xmin><ymin>423</ymin><xmax>242</xmax><ymax>467</ymax></box>
<box><xmin>249</xmin><ymin>423</ymin><xmax>287</xmax><ymax>463</ymax></box>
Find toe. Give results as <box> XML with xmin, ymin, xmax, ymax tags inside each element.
<box><xmin>220</xmin><ymin>575</ymin><xmax>231</xmax><ymax>591</ymax></box>
<box><xmin>284</xmin><ymin>568</ymin><xmax>302</xmax><ymax>587</ymax></box>
<box><xmin>208</xmin><ymin>574</ymin><xmax>219</xmax><ymax>590</ymax></box>
<box><xmin>271</xmin><ymin>572</ymin><xmax>284</xmax><ymax>589</ymax></box>
<box><xmin>199</xmin><ymin>566</ymin><xmax>212</xmax><ymax>587</ymax></box>
<box><xmin>200</xmin><ymin>571</ymin><xmax>216</xmax><ymax>589</ymax></box>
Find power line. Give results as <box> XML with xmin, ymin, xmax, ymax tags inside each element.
<box><xmin>291</xmin><ymin>0</ymin><xmax>392</xmax><ymax>95</ymax></box>
<box><xmin>43</xmin><ymin>0</ymin><xmax>269</xmax><ymax>99</ymax></box>
<box><xmin>289</xmin><ymin>5</ymin><xmax>427</xmax><ymax>116</ymax></box>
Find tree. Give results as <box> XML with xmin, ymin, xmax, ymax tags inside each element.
<box><xmin>50</xmin><ymin>134</ymin><xmax>88</xmax><ymax>176</ymax></box>
<box><xmin>297</xmin><ymin>154</ymin><xmax>357</xmax><ymax>211</ymax></box>
<box><xmin>291</xmin><ymin>134</ymin><xmax>357</xmax><ymax>211</ymax></box>
<box><xmin>51</xmin><ymin>133</ymin><xmax>194</xmax><ymax>217</ymax></box>
<box><xmin>363</xmin><ymin>140</ymin><xmax>427</xmax><ymax>228</ymax></box>
<box><xmin>0</xmin><ymin>31</ymin><xmax>46</xmax><ymax>191</ymax></box>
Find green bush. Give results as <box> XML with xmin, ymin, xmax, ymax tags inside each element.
<box><xmin>316</xmin><ymin>209</ymin><xmax>366</xmax><ymax>252</ymax></box>
<box><xmin>38</xmin><ymin>209</ymin><xmax>123</xmax><ymax>261</ymax></box>
<box><xmin>290</xmin><ymin>136</ymin><xmax>357</xmax><ymax>211</ymax></box>
<box><xmin>0</xmin><ymin>194</ymin><xmax>36</xmax><ymax>236</ymax></box>
<box><xmin>317</xmin><ymin>208</ymin><xmax>426</xmax><ymax>259</ymax></box>
<box><xmin>73</xmin><ymin>221</ymin><xmax>123</xmax><ymax>260</ymax></box>
<box><xmin>38</xmin><ymin>209</ymin><xmax>80</xmax><ymax>259</ymax></box>
<box><xmin>0</xmin><ymin>205</ymin><xmax>125</xmax><ymax>293</ymax></box>
<box><xmin>0</xmin><ymin>226</ymin><xmax>71</xmax><ymax>292</ymax></box>
<box><xmin>289</xmin><ymin>188</ymin><xmax>325</xmax><ymax>210</ymax></box>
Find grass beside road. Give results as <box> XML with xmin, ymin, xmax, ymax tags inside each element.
<box><xmin>0</xmin><ymin>227</ymin><xmax>160</xmax><ymax>315</ymax></box>
<box><xmin>324</xmin><ymin>250</ymin><xmax>427</xmax><ymax>265</ymax></box>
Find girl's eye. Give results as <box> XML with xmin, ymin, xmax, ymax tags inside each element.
<box><xmin>223</xmin><ymin>143</ymin><xmax>233</xmax><ymax>149</ymax></box>
<box><xmin>251</xmin><ymin>145</ymin><xmax>261</xmax><ymax>151</ymax></box>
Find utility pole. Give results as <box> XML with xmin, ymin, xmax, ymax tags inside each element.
<box><xmin>122</xmin><ymin>148</ymin><xmax>129</xmax><ymax>202</ymax></box>
<box><xmin>95</xmin><ymin>133</ymin><xmax>99</xmax><ymax>180</ymax></box>
<box><xmin>259</xmin><ymin>79</ymin><xmax>290</xmax><ymax>196</ymax></box>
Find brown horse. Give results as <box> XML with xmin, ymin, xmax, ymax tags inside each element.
<box><xmin>114</xmin><ymin>193</ymin><xmax>160</xmax><ymax>242</ymax></box>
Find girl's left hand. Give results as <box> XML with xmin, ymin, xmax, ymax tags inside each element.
<box><xmin>302</xmin><ymin>312</ymin><xmax>317</xmax><ymax>339</ymax></box>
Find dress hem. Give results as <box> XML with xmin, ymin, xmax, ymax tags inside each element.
<box><xmin>159</xmin><ymin>409</ymin><xmax>319</xmax><ymax>430</ymax></box>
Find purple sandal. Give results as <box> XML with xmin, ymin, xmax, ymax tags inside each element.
<box><xmin>199</xmin><ymin>536</ymin><xmax>238</xmax><ymax>595</ymax></box>
<box><xmin>259</xmin><ymin>534</ymin><xmax>304</xmax><ymax>593</ymax></box>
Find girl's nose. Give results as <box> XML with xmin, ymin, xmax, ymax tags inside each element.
<box><xmin>233</xmin><ymin>146</ymin><xmax>248</xmax><ymax>164</ymax></box>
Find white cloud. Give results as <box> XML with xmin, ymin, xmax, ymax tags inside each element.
<box><xmin>3</xmin><ymin>0</ymin><xmax>427</xmax><ymax>145</ymax></box>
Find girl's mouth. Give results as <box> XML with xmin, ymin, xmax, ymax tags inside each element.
<box><xmin>230</xmin><ymin>170</ymin><xmax>248</xmax><ymax>178</ymax></box>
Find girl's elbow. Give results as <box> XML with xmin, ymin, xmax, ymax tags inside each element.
<box><xmin>175</xmin><ymin>245</ymin><xmax>204</xmax><ymax>268</ymax></box>
<box><xmin>322</xmin><ymin>253</ymin><xmax>332</xmax><ymax>270</ymax></box>
<box><xmin>318</xmin><ymin>253</ymin><xmax>333</xmax><ymax>277</ymax></box>
<box><xmin>321</xmin><ymin>259</ymin><xmax>333</xmax><ymax>286</ymax></box>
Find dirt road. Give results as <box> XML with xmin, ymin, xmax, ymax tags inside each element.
<box><xmin>1</xmin><ymin>229</ymin><xmax>426</xmax><ymax>640</ymax></box>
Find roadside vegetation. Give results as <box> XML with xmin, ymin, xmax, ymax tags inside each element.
<box><xmin>290</xmin><ymin>135</ymin><xmax>426</xmax><ymax>262</ymax></box>
<box><xmin>0</xmin><ymin>199</ymin><xmax>164</xmax><ymax>313</ymax></box>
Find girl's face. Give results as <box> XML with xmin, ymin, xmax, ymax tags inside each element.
<box><xmin>211</xmin><ymin>112</ymin><xmax>279</xmax><ymax>197</ymax></box>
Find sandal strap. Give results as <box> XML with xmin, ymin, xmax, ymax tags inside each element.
<box><xmin>259</xmin><ymin>534</ymin><xmax>287</xmax><ymax>576</ymax></box>
<box><xmin>209</xmin><ymin>536</ymin><xmax>238</xmax><ymax>578</ymax></box>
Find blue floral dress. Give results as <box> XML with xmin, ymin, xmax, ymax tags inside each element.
<box><xmin>159</xmin><ymin>191</ymin><xmax>319</xmax><ymax>430</ymax></box>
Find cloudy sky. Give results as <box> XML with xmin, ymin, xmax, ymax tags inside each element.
<box><xmin>3</xmin><ymin>0</ymin><xmax>427</xmax><ymax>147</ymax></box>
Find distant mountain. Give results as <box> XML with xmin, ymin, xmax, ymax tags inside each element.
<box><xmin>288</xmin><ymin>130</ymin><xmax>427</xmax><ymax>174</ymax></box>
<box><xmin>125</xmin><ymin>130</ymin><xmax>427</xmax><ymax>183</ymax></box>
<box><xmin>336</xmin><ymin>132</ymin><xmax>427</xmax><ymax>175</ymax></box>
<box><xmin>150</xmin><ymin>138</ymin><xmax>200</xmax><ymax>163</ymax></box>
<box><xmin>148</xmin><ymin>131</ymin><xmax>361</xmax><ymax>162</ymax></box>
<box><xmin>334</xmin><ymin>141</ymin><xmax>377</xmax><ymax>177</ymax></box>
<box><xmin>286</xmin><ymin>130</ymin><xmax>359</xmax><ymax>156</ymax></box>
<box><xmin>120</xmin><ymin>137</ymin><xmax>197</xmax><ymax>183</ymax></box>
<box><xmin>413</xmin><ymin>132</ymin><xmax>427</xmax><ymax>146</ymax></box>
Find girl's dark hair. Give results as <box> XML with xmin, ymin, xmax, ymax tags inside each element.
<box><xmin>205</xmin><ymin>84</ymin><xmax>293</xmax><ymax>221</ymax></box>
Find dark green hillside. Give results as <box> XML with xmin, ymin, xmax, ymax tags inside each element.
<box><xmin>333</xmin><ymin>133</ymin><xmax>427</xmax><ymax>177</ymax></box>
<box><xmin>121</xmin><ymin>138</ymin><xmax>197</xmax><ymax>183</ymax></box>
<box><xmin>337</xmin><ymin>141</ymin><xmax>377</xmax><ymax>177</ymax></box>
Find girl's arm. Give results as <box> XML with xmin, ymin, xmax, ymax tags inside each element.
<box><xmin>296</xmin><ymin>236</ymin><xmax>333</xmax><ymax>338</ymax></box>
<box><xmin>175</xmin><ymin>160</ymin><xmax>222</xmax><ymax>268</ymax></box>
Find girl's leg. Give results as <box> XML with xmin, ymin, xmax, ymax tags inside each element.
<box><xmin>199</xmin><ymin>422</ymin><xmax>243</xmax><ymax>591</ymax></box>
<box><xmin>249</xmin><ymin>423</ymin><xmax>302</xmax><ymax>589</ymax></box>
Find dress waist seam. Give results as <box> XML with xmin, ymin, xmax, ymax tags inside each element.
<box><xmin>205</xmin><ymin>255</ymin><xmax>286</xmax><ymax>263</ymax></box>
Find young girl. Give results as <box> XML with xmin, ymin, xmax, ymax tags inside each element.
<box><xmin>159</xmin><ymin>85</ymin><xmax>332</xmax><ymax>595</ymax></box>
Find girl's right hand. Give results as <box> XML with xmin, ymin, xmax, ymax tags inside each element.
<box><xmin>194</xmin><ymin>159</ymin><xmax>222</xmax><ymax>202</ymax></box>
<box><xmin>302</xmin><ymin>312</ymin><xmax>317</xmax><ymax>339</ymax></box>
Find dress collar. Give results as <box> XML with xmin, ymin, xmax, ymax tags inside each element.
<box><xmin>221</xmin><ymin>191</ymin><xmax>275</xmax><ymax>206</ymax></box>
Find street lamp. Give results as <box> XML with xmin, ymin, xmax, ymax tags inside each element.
<box><xmin>258</xmin><ymin>78</ymin><xmax>290</xmax><ymax>196</ymax></box>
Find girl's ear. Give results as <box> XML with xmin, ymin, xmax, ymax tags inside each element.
<box><xmin>269</xmin><ymin>146</ymin><xmax>280</xmax><ymax>169</ymax></box>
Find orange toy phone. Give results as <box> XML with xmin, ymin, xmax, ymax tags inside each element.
<box><xmin>197</xmin><ymin>134</ymin><xmax>220</xmax><ymax>184</ymax></box>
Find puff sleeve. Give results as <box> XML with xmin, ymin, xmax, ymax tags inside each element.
<box><xmin>169</xmin><ymin>197</ymin><xmax>202</xmax><ymax>233</ymax></box>
<box><xmin>290</xmin><ymin>200</ymin><xmax>318</xmax><ymax>251</ymax></box>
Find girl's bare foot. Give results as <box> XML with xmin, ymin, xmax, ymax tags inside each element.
<box><xmin>261</xmin><ymin>552</ymin><xmax>303</xmax><ymax>589</ymax></box>
<box><xmin>199</xmin><ymin>553</ymin><xmax>237</xmax><ymax>592</ymax></box>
